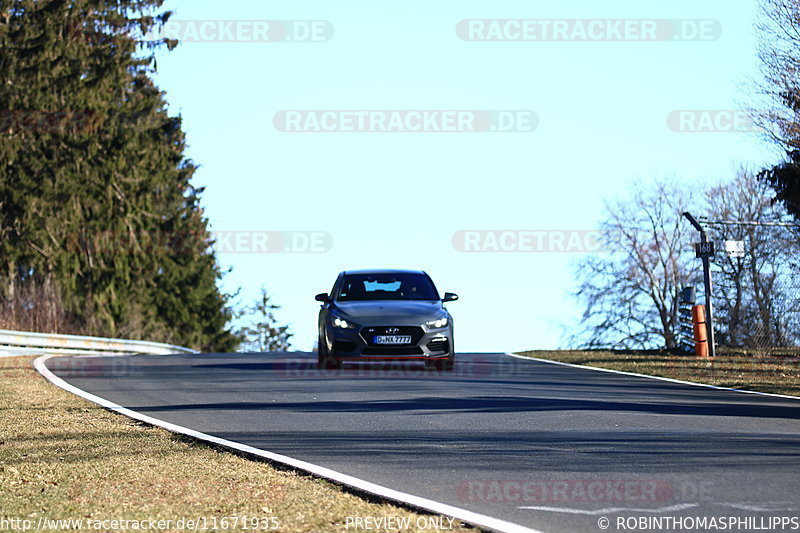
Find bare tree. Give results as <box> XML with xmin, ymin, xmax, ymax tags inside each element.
<box><xmin>573</xmin><ymin>180</ymin><xmax>697</xmax><ymax>350</ymax></box>
<box><xmin>707</xmin><ymin>168</ymin><xmax>800</xmax><ymax>348</ymax></box>
<box><xmin>754</xmin><ymin>0</ymin><xmax>800</xmax><ymax>152</ymax></box>
<box><xmin>753</xmin><ymin>0</ymin><xmax>800</xmax><ymax>217</ymax></box>
<box><xmin>573</xmin><ymin>171</ymin><xmax>800</xmax><ymax>352</ymax></box>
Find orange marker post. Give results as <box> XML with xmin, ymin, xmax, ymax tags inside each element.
<box><xmin>691</xmin><ymin>305</ymin><xmax>709</xmax><ymax>357</ymax></box>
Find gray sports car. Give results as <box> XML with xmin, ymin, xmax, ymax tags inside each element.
<box><xmin>315</xmin><ymin>269</ymin><xmax>458</xmax><ymax>370</ymax></box>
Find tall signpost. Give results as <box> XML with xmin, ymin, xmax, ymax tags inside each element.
<box><xmin>683</xmin><ymin>212</ymin><xmax>716</xmax><ymax>357</ymax></box>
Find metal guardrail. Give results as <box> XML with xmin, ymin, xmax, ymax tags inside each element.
<box><xmin>0</xmin><ymin>329</ymin><xmax>198</xmax><ymax>356</ymax></box>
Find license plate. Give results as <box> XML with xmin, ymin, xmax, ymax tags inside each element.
<box><xmin>374</xmin><ymin>335</ymin><xmax>412</xmax><ymax>345</ymax></box>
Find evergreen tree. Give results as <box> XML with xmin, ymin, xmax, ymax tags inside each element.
<box><xmin>0</xmin><ymin>0</ymin><xmax>237</xmax><ymax>351</ymax></box>
<box><xmin>237</xmin><ymin>288</ymin><xmax>292</xmax><ymax>353</ymax></box>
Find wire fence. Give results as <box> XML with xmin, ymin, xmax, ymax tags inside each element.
<box><xmin>701</xmin><ymin>218</ymin><xmax>800</xmax><ymax>356</ymax></box>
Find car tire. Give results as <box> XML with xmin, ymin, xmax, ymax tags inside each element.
<box><xmin>317</xmin><ymin>333</ymin><xmax>327</xmax><ymax>364</ymax></box>
<box><xmin>317</xmin><ymin>334</ymin><xmax>342</xmax><ymax>370</ymax></box>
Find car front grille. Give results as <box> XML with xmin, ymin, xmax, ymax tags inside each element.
<box><xmin>360</xmin><ymin>326</ymin><xmax>424</xmax><ymax>346</ymax></box>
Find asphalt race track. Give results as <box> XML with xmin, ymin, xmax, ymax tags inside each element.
<box><xmin>46</xmin><ymin>352</ymin><xmax>800</xmax><ymax>533</ymax></box>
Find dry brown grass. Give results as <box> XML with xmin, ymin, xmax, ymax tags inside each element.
<box><xmin>0</xmin><ymin>356</ymin><xmax>476</xmax><ymax>532</ymax></box>
<box><xmin>517</xmin><ymin>350</ymin><xmax>800</xmax><ymax>397</ymax></box>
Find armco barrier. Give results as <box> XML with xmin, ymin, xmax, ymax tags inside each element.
<box><xmin>0</xmin><ymin>329</ymin><xmax>197</xmax><ymax>356</ymax></box>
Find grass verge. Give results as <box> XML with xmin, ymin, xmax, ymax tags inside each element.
<box><xmin>0</xmin><ymin>356</ymin><xmax>476</xmax><ymax>533</ymax></box>
<box><xmin>516</xmin><ymin>350</ymin><xmax>800</xmax><ymax>397</ymax></box>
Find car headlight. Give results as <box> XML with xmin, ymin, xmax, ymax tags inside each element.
<box><xmin>425</xmin><ymin>316</ymin><xmax>448</xmax><ymax>329</ymax></box>
<box><xmin>332</xmin><ymin>314</ymin><xmax>356</xmax><ymax>329</ymax></box>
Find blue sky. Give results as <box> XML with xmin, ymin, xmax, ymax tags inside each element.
<box><xmin>150</xmin><ymin>0</ymin><xmax>779</xmax><ymax>352</ymax></box>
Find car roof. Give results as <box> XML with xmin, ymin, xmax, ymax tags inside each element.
<box><xmin>341</xmin><ymin>269</ymin><xmax>427</xmax><ymax>276</ymax></box>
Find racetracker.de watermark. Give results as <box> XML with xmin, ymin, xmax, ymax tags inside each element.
<box><xmin>452</xmin><ymin>230</ymin><xmax>603</xmax><ymax>253</ymax></box>
<box><xmin>458</xmin><ymin>479</ymin><xmax>719</xmax><ymax>506</ymax></box>
<box><xmin>144</xmin><ymin>20</ymin><xmax>333</xmax><ymax>42</ymax></box>
<box><xmin>48</xmin><ymin>356</ymin><xmax>142</xmax><ymax>379</ymax></box>
<box><xmin>273</xmin><ymin>110</ymin><xmax>538</xmax><ymax>133</ymax></box>
<box><xmin>0</xmin><ymin>110</ymin><xmax>96</xmax><ymax>134</ymax></box>
<box><xmin>212</xmin><ymin>231</ymin><xmax>332</xmax><ymax>254</ymax></box>
<box><xmin>457</xmin><ymin>480</ymin><xmax>676</xmax><ymax>504</ymax></box>
<box><xmin>65</xmin><ymin>230</ymin><xmax>333</xmax><ymax>254</ymax></box>
<box><xmin>667</xmin><ymin>110</ymin><xmax>759</xmax><ymax>133</ymax></box>
<box><xmin>274</xmin><ymin>355</ymin><xmax>530</xmax><ymax>380</ymax></box>
<box><xmin>457</xmin><ymin>19</ymin><xmax>721</xmax><ymax>41</ymax></box>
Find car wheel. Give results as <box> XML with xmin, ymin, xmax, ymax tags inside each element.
<box><xmin>317</xmin><ymin>333</ymin><xmax>328</xmax><ymax>364</ymax></box>
<box><xmin>317</xmin><ymin>334</ymin><xmax>341</xmax><ymax>370</ymax></box>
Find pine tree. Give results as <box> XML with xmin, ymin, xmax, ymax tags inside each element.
<box><xmin>0</xmin><ymin>0</ymin><xmax>238</xmax><ymax>351</ymax></box>
<box><xmin>237</xmin><ymin>288</ymin><xmax>293</xmax><ymax>353</ymax></box>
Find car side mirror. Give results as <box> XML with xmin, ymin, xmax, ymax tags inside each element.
<box><xmin>315</xmin><ymin>293</ymin><xmax>330</xmax><ymax>302</ymax></box>
<box><xmin>443</xmin><ymin>292</ymin><xmax>459</xmax><ymax>302</ymax></box>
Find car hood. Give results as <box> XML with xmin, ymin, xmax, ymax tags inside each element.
<box><xmin>334</xmin><ymin>300</ymin><xmax>444</xmax><ymax>321</ymax></box>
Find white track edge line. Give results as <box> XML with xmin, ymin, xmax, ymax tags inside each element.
<box><xmin>505</xmin><ymin>353</ymin><xmax>800</xmax><ymax>401</ymax></box>
<box><xmin>33</xmin><ymin>354</ymin><xmax>543</xmax><ymax>533</ymax></box>
<box><xmin>516</xmin><ymin>503</ymin><xmax>698</xmax><ymax>516</ymax></box>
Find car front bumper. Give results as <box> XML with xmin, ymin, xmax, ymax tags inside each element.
<box><xmin>326</xmin><ymin>324</ymin><xmax>453</xmax><ymax>360</ymax></box>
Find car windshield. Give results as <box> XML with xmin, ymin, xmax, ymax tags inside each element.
<box><xmin>337</xmin><ymin>273</ymin><xmax>440</xmax><ymax>301</ymax></box>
